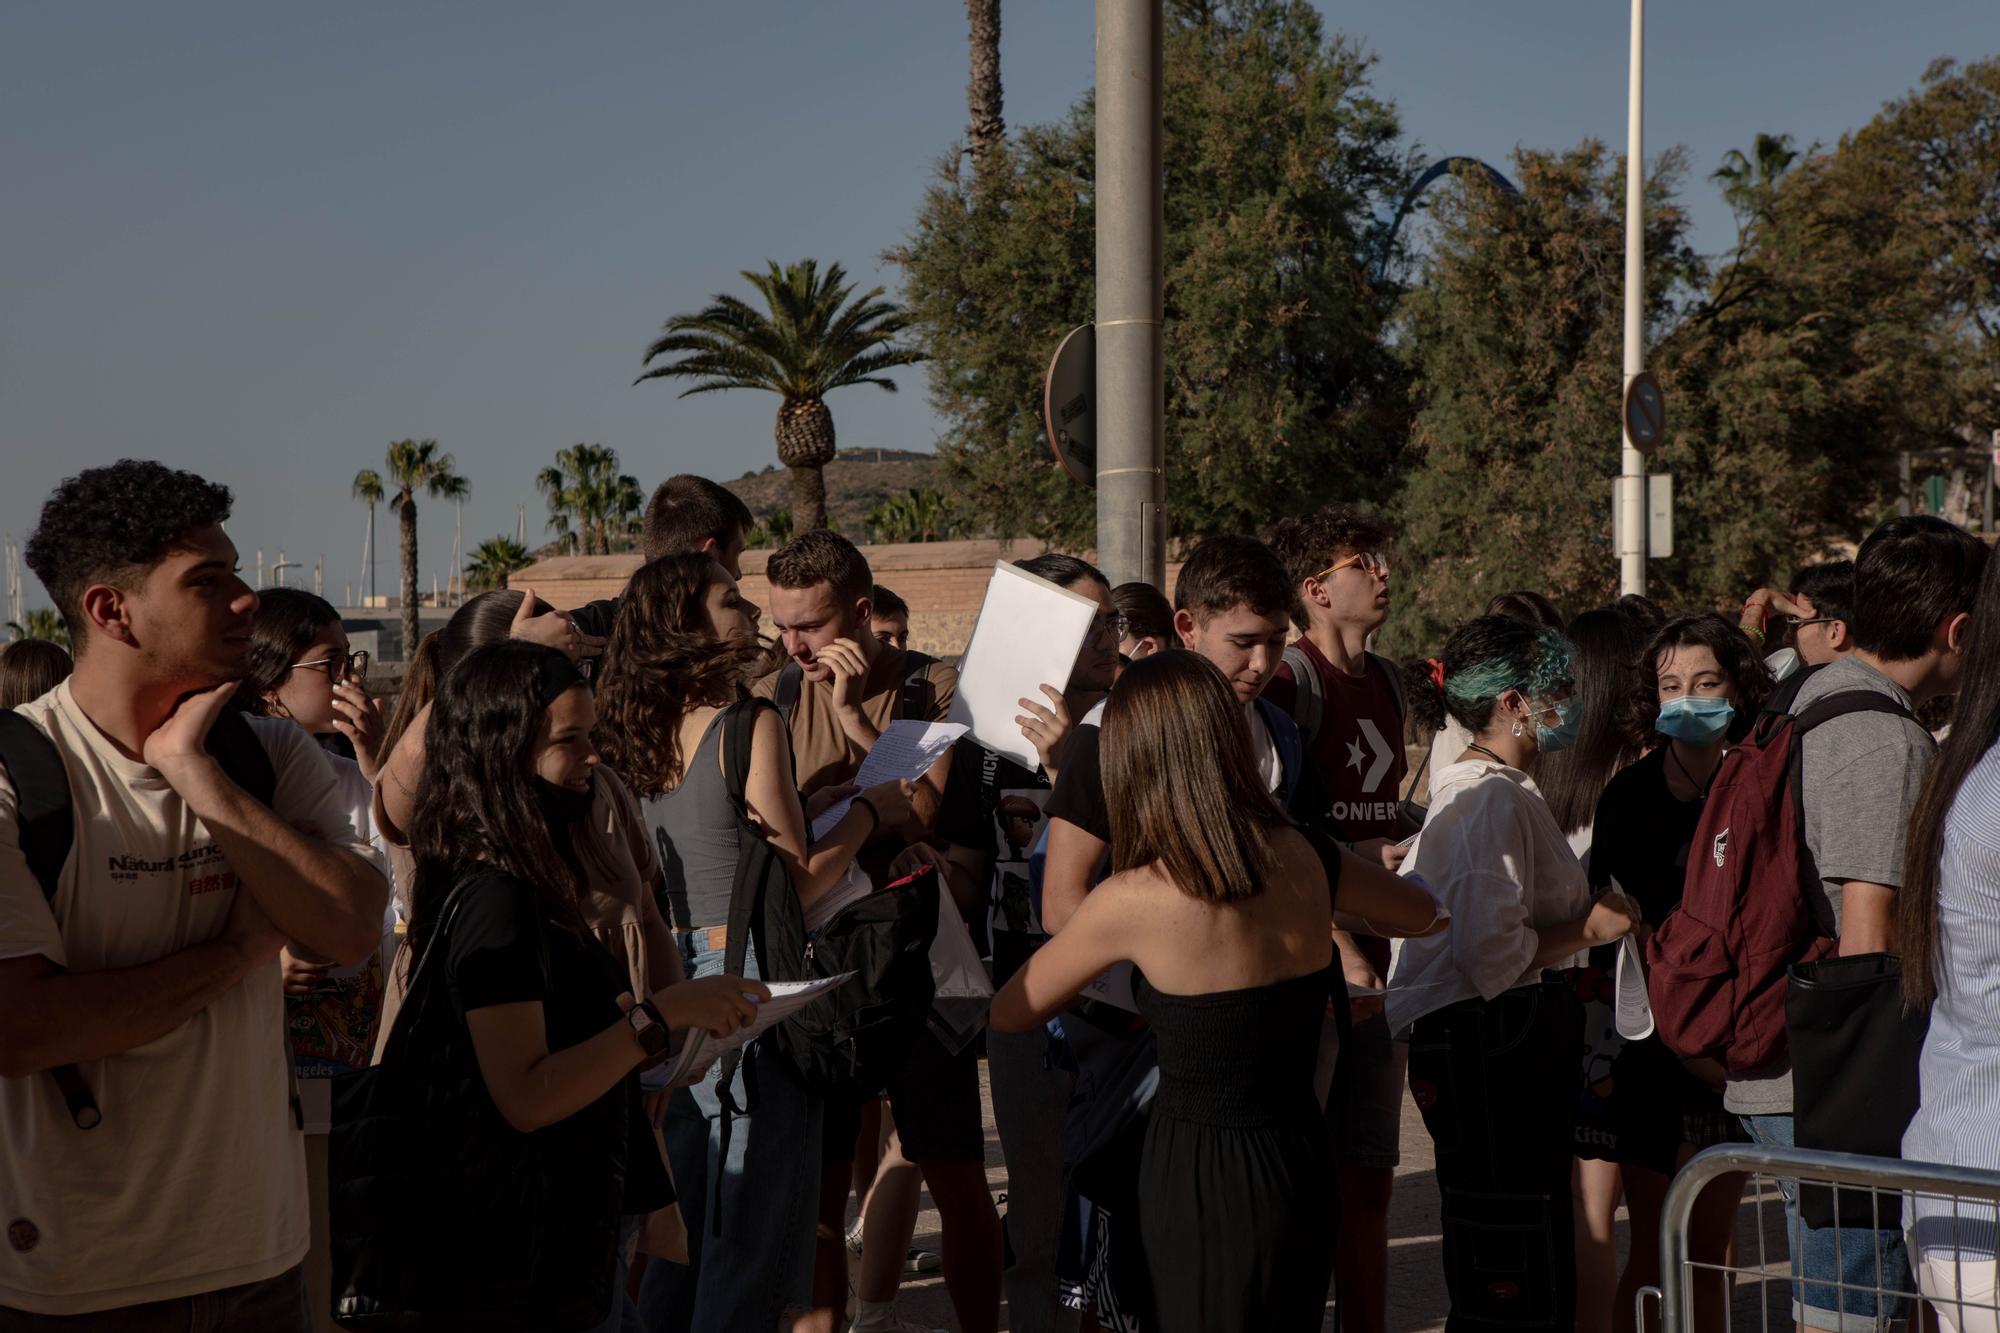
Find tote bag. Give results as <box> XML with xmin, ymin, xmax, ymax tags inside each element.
<box><xmin>1787</xmin><ymin>952</ymin><xmax>1930</xmax><ymax>1230</ymax></box>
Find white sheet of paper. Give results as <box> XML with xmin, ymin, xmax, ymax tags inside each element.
<box><xmin>652</xmin><ymin>972</ymin><xmax>856</xmax><ymax>1088</ymax></box>
<box><xmin>1613</xmin><ymin>877</ymin><xmax>1655</xmax><ymax>1039</ymax></box>
<box><xmin>809</xmin><ymin>721</ymin><xmax>969</xmax><ymax>840</ymax></box>
<box><xmin>947</xmin><ymin>562</ymin><xmax>1101</xmax><ymax>769</ymax></box>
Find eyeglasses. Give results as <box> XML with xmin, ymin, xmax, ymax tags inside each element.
<box><xmin>292</xmin><ymin>649</ymin><xmax>370</xmax><ymax>684</ymax></box>
<box><xmin>1097</xmin><ymin>611</ymin><xmax>1131</xmax><ymax>639</ymax></box>
<box><xmin>1311</xmin><ymin>551</ymin><xmax>1390</xmax><ymax>581</ymax></box>
<box><xmin>1781</xmin><ymin>615</ymin><xmax>1838</xmax><ymax>630</ymax></box>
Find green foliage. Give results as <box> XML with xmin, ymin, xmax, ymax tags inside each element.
<box><xmin>1385</xmin><ymin>144</ymin><xmax>1702</xmax><ymax>654</ymax></box>
<box><xmin>896</xmin><ymin>0</ymin><xmax>1417</xmax><ymax>544</ymax></box>
<box><xmin>464</xmin><ymin>536</ymin><xmax>533</xmax><ymax>591</ymax></box>
<box><xmin>7</xmin><ymin>608</ymin><xmax>68</xmax><ymax>648</ymax></box>
<box><xmin>536</xmin><ymin>444</ymin><xmax>643</xmax><ymax>556</ymax></box>
<box><xmin>866</xmin><ymin>488</ymin><xmax>960</xmax><ymax>544</ymax></box>
<box><xmin>745</xmin><ymin>506</ymin><xmax>796</xmax><ymax>550</ymax></box>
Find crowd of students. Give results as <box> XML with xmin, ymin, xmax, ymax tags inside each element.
<box><xmin>4</xmin><ymin>456</ymin><xmax>2000</xmax><ymax>1333</ymax></box>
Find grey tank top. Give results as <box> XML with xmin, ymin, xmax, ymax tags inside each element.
<box><xmin>643</xmin><ymin>709</ymin><xmax>742</xmax><ymax>931</ymax></box>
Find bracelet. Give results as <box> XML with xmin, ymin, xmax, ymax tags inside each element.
<box><xmin>1740</xmin><ymin>622</ymin><xmax>1766</xmax><ymax>644</ymax></box>
<box><xmin>851</xmin><ymin>795</ymin><xmax>880</xmax><ymax>831</ymax></box>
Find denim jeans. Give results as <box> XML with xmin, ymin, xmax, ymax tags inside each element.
<box><xmin>1407</xmin><ymin>982</ymin><xmax>1582</xmax><ymax>1333</ymax></box>
<box><xmin>1740</xmin><ymin>1112</ymin><xmax>1912</xmax><ymax>1332</ymax></box>
<box><xmin>0</xmin><ymin>1265</ymin><xmax>309</xmax><ymax>1332</ymax></box>
<box><xmin>638</xmin><ymin>934</ymin><xmax>822</xmax><ymax>1333</ymax></box>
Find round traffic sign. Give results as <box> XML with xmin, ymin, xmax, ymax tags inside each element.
<box><xmin>1624</xmin><ymin>372</ymin><xmax>1667</xmax><ymax>454</ymax></box>
<box><xmin>1043</xmin><ymin>323</ymin><xmax>1096</xmax><ymax>488</ymax></box>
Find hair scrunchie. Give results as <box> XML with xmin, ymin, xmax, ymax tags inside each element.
<box><xmin>1426</xmin><ymin>657</ymin><xmax>1447</xmax><ymax>697</ymax></box>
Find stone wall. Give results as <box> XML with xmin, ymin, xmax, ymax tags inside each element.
<box><xmin>511</xmin><ymin>540</ymin><xmax>1182</xmax><ymax>658</ymax></box>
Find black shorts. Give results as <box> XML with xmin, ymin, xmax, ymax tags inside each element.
<box><xmin>821</xmin><ymin>1028</ymin><xmax>985</xmax><ymax>1165</ymax></box>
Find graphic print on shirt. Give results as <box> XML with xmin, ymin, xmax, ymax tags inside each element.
<box><xmin>1332</xmin><ymin>718</ymin><xmax>1401</xmax><ymax>827</ymax></box>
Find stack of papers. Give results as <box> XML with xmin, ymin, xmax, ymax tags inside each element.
<box><xmin>644</xmin><ymin>973</ymin><xmax>854</xmax><ymax>1089</ymax></box>
<box><xmin>809</xmin><ymin>721</ymin><xmax>969</xmax><ymax>840</ymax></box>
<box><xmin>948</xmin><ymin>562</ymin><xmax>1101</xmax><ymax>768</ymax></box>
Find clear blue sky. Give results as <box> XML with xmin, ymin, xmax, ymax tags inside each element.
<box><xmin>4</xmin><ymin>1</ymin><xmax>1990</xmax><ymax>610</ymax></box>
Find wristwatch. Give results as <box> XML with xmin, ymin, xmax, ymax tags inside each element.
<box><xmin>626</xmin><ymin>999</ymin><xmax>669</xmax><ymax>1061</ymax></box>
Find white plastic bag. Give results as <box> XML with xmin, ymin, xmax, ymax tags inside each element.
<box><xmin>929</xmin><ymin>893</ymin><xmax>995</xmax><ymax>1054</ymax></box>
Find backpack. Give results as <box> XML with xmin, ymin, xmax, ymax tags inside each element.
<box><xmin>0</xmin><ymin>706</ymin><xmax>278</xmax><ymax>1129</ymax></box>
<box><xmin>1645</xmin><ymin>687</ymin><xmax>1915</xmax><ymax>1076</ymax></box>
<box><xmin>706</xmin><ymin>700</ymin><xmax>938</xmax><ymax>1229</ymax></box>
<box><xmin>772</xmin><ymin>651</ymin><xmax>938</xmax><ymax>728</ymax></box>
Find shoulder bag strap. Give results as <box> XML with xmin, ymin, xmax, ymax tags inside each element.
<box><xmin>377</xmin><ymin>877</ymin><xmax>479</xmax><ymax>1067</ymax></box>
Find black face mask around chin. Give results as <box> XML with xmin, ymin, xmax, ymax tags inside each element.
<box><xmin>533</xmin><ymin>773</ymin><xmax>596</xmax><ymax>829</ymax></box>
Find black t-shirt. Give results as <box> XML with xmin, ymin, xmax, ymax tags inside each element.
<box><xmin>1586</xmin><ymin>747</ymin><xmax>1705</xmax><ymax>926</ymax></box>
<box><xmin>938</xmin><ymin>738</ymin><xmax>1051</xmax><ymax>979</ymax></box>
<box><xmin>1043</xmin><ymin>719</ymin><xmax>1110</xmax><ymax>844</ymax></box>
<box><xmin>443</xmin><ymin>868</ymin><xmax>672</xmax><ymax>1213</ymax></box>
<box><xmin>566</xmin><ymin>597</ymin><xmax>620</xmax><ymax>642</ymax></box>
<box><xmin>937</xmin><ymin>738</ymin><xmax>1047</xmax><ymax>861</ymax></box>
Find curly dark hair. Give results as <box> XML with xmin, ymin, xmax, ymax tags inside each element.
<box><xmin>25</xmin><ymin>461</ymin><xmax>233</xmax><ymax>642</ymax></box>
<box><xmin>595</xmin><ymin>553</ymin><xmax>774</xmax><ymax>799</ymax></box>
<box><xmin>403</xmin><ymin>641</ymin><xmax>590</xmax><ymax>969</ymax></box>
<box><xmin>1268</xmin><ymin>505</ymin><xmax>1396</xmax><ymax>630</ymax></box>
<box><xmin>234</xmin><ymin>589</ymin><xmax>343</xmax><ymax>718</ymax></box>
<box><xmin>1639</xmin><ymin>615</ymin><xmax>1773</xmax><ymax>741</ymax></box>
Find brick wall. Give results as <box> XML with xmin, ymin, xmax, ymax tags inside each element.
<box><xmin>512</xmin><ymin>541</ymin><xmax>1185</xmax><ymax>658</ymax></box>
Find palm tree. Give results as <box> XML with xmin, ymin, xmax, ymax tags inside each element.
<box><xmin>358</xmin><ymin>440</ymin><xmax>462</xmax><ymax>663</ymax></box>
<box><xmin>6</xmin><ymin>608</ymin><xmax>68</xmax><ymax>647</ymax></box>
<box><xmin>1712</xmin><ymin>132</ymin><xmax>1800</xmax><ymax>229</ymax></box>
<box><xmin>465</xmin><ymin>536</ymin><xmax>533</xmax><ymax>592</ymax></box>
<box><xmin>635</xmin><ymin>259</ymin><xmax>925</xmax><ymax>531</ymax></box>
<box><xmin>536</xmin><ymin>444</ymin><xmax>644</xmax><ymax>556</ymax></box>
<box><xmin>351</xmin><ymin>469</ymin><xmax>384</xmax><ymax>604</ymax></box>
<box><xmin>966</xmin><ymin>0</ymin><xmax>1004</xmax><ymax>183</ymax></box>
<box><xmin>435</xmin><ymin>473</ymin><xmax>472</xmax><ymax>603</ymax></box>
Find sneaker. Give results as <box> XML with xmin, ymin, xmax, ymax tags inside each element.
<box><xmin>903</xmin><ymin>1246</ymin><xmax>942</xmax><ymax>1274</ymax></box>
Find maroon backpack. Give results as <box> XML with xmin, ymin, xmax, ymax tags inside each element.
<box><xmin>1645</xmin><ymin>688</ymin><xmax>1914</xmax><ymax>1075</ymax></box>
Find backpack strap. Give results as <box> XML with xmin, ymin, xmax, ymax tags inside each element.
<box><xmin>898</xmin><ymin>652</ymin><xmax>937</xmax><ymax>722</ymax></box>
<box><xmin>1279</xmin><ymin>644</ymin><xmax>1324</xmax><ymax>745</ymax></box>
<box><xmin>1790</xmin><ymin>689</ymin><xmax>1916</xmax><ymax>737</ymax></box>
<box><xmin>1366</xmin><ymin>650</ymin><xmax>1408</xmax><ymax>726</ymax></box>
<box><xmin>774</xmin><ymin>662</ymin><xmax>804</xmax><ymax>726</ymax></box>
<box><xmin>0</xmin><ymin>712</ymin><xmax>74</xmax><ymax>904</ymax></box>
<box><xmin>0</xmin><ymin>714</ymin><xmax>100</xmax><ymax>1130</ymax></box>
<box><xmin>712</xmin><ymin>699</ymin><xmax>777</xmax><ymax>1235</ymax></box>
<box><xmin>1254</xmin><ymin>697</ymin><xmax>1306</xmax><ymax>808</ymax></box>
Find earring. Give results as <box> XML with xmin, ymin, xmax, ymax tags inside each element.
<box><xmin>1511</xmin><ymin>719</ymin><xmax>1526</xmax><ymax>739</ymax></box>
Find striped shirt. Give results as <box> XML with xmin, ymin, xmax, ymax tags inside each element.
<box><xmin>1904</xmin><ymin>744</ymin><xmax>2000</xmax><ymax>1252</ymax></box>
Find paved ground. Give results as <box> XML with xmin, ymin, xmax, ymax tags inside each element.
<box><xmin>883</xmin><ymin>1062</ymin><xmax>1801</xmax><ymax>1332</ymax></box>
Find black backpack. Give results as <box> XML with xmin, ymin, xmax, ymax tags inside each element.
<box><xmin>706</xmin><ymin>700</ymin><xmax>938</xmax><ymax>1224</ymax></box>
<box><xmin>0</xmin><ymin>706</ymin><xmax>277</xmax><ymax>1129</ymax></box>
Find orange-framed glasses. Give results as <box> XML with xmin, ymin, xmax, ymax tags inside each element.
<box><xmin>1311</xmin><ymin>551</ymin><xmax>1390</xmax><ymax>582</ymax></box>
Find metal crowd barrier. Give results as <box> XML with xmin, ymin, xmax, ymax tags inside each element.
<box><xmin>1647</xmin><ymin>1144</ymin><xmax>2000</xmax><ymax>1333</ymax></box>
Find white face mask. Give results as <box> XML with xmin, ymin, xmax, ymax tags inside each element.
<box><xmin>1764</xmin><ymin>647</ymin><xmax>1801</xmax><ymax>682</ymax></box>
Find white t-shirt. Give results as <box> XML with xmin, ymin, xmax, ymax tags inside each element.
<box><xmin>1246</xmin><ymin>706</ymin><xmax>1285</xmax><ymax>796</ymax></box>
<box><xmin>1385</xmin><ymin>759</ymin><xmax>1590</xmax><ymax>1036</ymax></box>
<box><xmin>0</xmin><ymin>683</ymin><xmax>384</xmax><ymax>1315</ymax></box>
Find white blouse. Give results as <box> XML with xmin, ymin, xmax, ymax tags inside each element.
<box><xmin>1386</xmin><ymin>759</ymin><xmax>1591</xmax><ymax>1035</ymax></box>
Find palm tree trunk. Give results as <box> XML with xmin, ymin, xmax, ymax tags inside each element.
<box><xmin>398</xmin><ymin>494</ymin><xmax>420</xmax><ymax>664</ymax></box>
<box><xmin>789</xmin><ymin>465</ymin><xmax>829</xmax><ymax>532</ymax></box>
<box><xmin>966</xmin><ymin>0</ymin><xmax>1003</xmax><ymax>183</ymax></box>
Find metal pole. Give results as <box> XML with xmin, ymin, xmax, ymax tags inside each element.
<box><xmin>1094</xmin><ymin>0</ymin><xmax>1166</xmax><ymax>591</ymax></box>
<box><xmin>1618</xmin><ymin>0</ymin><xmax>1647</xmax><ymax>596</ymax></box>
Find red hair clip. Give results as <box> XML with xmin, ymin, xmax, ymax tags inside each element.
<box><xmin>1427</xmin><ymin>657</ymin><xmax>1447</xmax><ymax>695</ymax></box>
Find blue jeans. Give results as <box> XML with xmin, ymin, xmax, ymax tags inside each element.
<box><xmin>1741</xmin><ymin>1113</ymin><xmax>1911</xmax><ymax>1332</ymax></box>
<box><xmin>638</xmin><ymin>935</ymin><xmax>822</xmax><ymax>1333</ymax></box>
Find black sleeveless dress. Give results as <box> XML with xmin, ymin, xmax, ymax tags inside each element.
<box><xmin>1133</xmin><ymin>964</ymin><xmax>1338</xmax><ymax>1333</ymax></box>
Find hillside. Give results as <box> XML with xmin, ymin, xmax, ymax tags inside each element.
<box><xmin>725</xmin><ymin>449</ymin><xmax>947</xmax><ymax>535</ymax></box>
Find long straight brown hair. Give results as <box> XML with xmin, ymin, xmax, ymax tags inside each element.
<box><xmin>1101</xmin><ymin>651</ymin><xmax>1287</xmax><ymax>902</ymax></box>
<box><xmin>1900</xmin><ymin>550</ymin><xmax>2000</xmax><ymax>1007</ymax></box>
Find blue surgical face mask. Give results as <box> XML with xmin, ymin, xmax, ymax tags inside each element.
<box><xmin>1532</xmin><ymin>697</ymin><xmax>1581</xmax><ymax>753</ymax></box>
<box><xmin>1656</xmin><ymin>695</ymin><xmax>1735</xmax><ymax>745</ymax></box>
